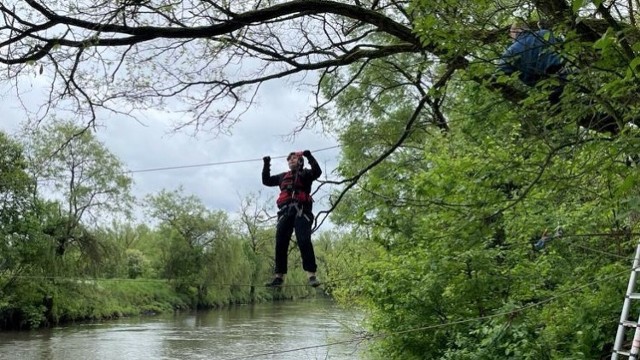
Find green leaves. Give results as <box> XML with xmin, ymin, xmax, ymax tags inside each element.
<box><xmin>326</xmin><ymin>23</ymin><xmax>639</xmax><ymax>355</ymax></box>
<box><xmin>21</xmin><ymin>120</ymin><xmax>133</xmax><ymax>260</ymax></box>
<box><xmin>593</xmin><ymin>29</ymin><xmax>615</xmax><ymax>50</ymax></box>
<box><xmin>572</xmin><ymin>0</ymin><xmax>585</xmax><ymax>13</ymax></box>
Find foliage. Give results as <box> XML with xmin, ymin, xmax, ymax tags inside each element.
<box><xmin>25</xmin><ymin>120</ymin><xmax>133</xmax><ymax>258</ymax></box>
<box><xmin>279</xmin><ymin>0</ymin><xmax>640</xmax><ymax>357</ymax></box>
<box><xmin>0</xmin><ymin>131</ymin><xmax>35</xmax><ymax>274</ymax></box>
<box><xmin>0</xmin><ymin>277</ymin><xmax>188</xmax><ymax>329</ymax></box>
<box><xmin>326</xmin><ymin>64</ymin><xmax>640</xmax><ymax>360</ymax></box>
<box><xmin>125</xmin><ymin>249</ymin><xmax>146</xmax><ymax>279</ymax></box>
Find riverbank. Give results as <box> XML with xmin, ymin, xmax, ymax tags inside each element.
<box><xmin>0</xmin><ymin>276</ymin><xmax>324</xmax><ymax>330</ymax></box>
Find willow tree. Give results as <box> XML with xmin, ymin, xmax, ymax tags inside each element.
<box><xmin>145</xmin><ymin>188</ymin><xmax>257</xmax><ymax>305</ymax></box>
<box><xmin>26</xmin><ymin>121</ymin><xmax>133</xmax><ymax>259</ymax></box>
<box><xmin>236</xmin><ymin>194</ymin><xmax>275</xmax><ymax>300</ymax></box>
<box><xmin>0</xmin><ymin>131</ymin><xmax>35</xmax><ymax>277</ymax></box>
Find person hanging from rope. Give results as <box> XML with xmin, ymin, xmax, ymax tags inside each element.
<box><xmin>498</xmin><ymin>21</ymin><xmax>567</xmax><ymax>108</ymax></box>
<box><xmin>262</xmin><ymin>150</ymin><xmax>322</xmax><ymax>288</ymax></box>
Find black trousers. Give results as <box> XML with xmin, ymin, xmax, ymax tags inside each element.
<box><xmin>274</xmin><ymin>205</ymin><xmax>317</xmax><ymax>274</ymax></box>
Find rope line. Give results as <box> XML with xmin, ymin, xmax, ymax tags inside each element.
<box><xmin>569</xmin><ymin>242</ymin><xmax>630</xmax><ymax>259</ymax></box>
<box><xmin>2</xmin><ymin>274</ymin><xmax>362</xmax><ymax>288</ymax></box>
<box><xmin>125</xmin><ymin>145</ymin><xmax>341</xmax><ymax>174</ymax></box>
<box><xmin>4</xmin><ymin>238</ymin><xmax>635</xmax><ymax>360</ymax></box>
<box><xmin>223</xmin><ymin>336</ymin><xmax>369</xmax><ymax>360</ymax></box>
<box><xmin>26</xmin><ymin>145</ymin><xmax>341</xmax><ymax>183</ymax></box>
<box><xmin>536</xmin><ymin>231</ymin><xmax>638</xmax><ymax>259</ymax></box>
<box><xmin>3</xmin><ymin>276</ymin><xmax>169</xmax><ymax>283</ymax></box>
<box><xmin>4</xmin><ymin>230</ymin><xmax>636</xmax><ymax>285</ymax></box>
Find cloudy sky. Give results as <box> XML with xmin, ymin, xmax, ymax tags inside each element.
<box><xmin>1</xmin><ymin>74</ymin><xmax>343</xmax><ymax>223</ymax></box>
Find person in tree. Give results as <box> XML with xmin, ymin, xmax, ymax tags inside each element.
<box><xmin>262</xmin><ymin>150</ymin><xmax>322</xmax><ymax>288</ymax></box>
<box><xmin>498</xmin><ymin>21</ymin><xmax>567</xmax><ymax>106</ymax></box>
<box><xmin>498</xmin><ymin>22</ymin><xmax>620</xmax><ymax>133</ymax></box>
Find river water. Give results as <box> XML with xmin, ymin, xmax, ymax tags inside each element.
<box><xmin>0</xmin><ymin>298</ymin><xmax>366</xmax><ymax>360</ymax></box>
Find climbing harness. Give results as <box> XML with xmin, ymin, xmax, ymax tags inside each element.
<box><xmin>276</xmin><ymin>155</ymin><xmax>312</xmax><ymax>220</ymax></box>
<box><xmin>276</xmin><ymin>170</ymin><xmax>312</xmax><ymax>207</ymax></box>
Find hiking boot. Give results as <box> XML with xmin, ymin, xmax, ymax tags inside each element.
<box><xmin>265</xmin><ymin>277</ymin><xmax>284</xmax><ymax>287</ymax></box>
<box><xmin>308</xmin><ymin>276</ymin><xmax>321</xmax><ymax>288</ymax></box>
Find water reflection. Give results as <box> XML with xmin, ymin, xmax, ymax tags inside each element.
<box><xmin>0</xmin><ymin>298</ymin><xmax>366</xmax><ymax>360</ymax></box>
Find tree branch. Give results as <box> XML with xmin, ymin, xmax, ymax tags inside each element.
<box><xmin>312</xmin><ymin>94</ymin><xmax>429</xmax><ymax>231</ymax></box>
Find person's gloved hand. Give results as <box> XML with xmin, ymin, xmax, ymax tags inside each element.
<box><xmin>302</xmin><ymin>150</ymin><xmax>311</xmax><ymax>157</ymax></box>
<box><xmin>263</xmin><ymin>156</ymin><xmax>271</xmax><ymax>164</ymax></box>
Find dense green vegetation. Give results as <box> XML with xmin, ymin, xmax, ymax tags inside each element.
<box><xmin>318</xmin><ymin>3</ymin><xmax>640</xmax><ymax>359</ymax></box>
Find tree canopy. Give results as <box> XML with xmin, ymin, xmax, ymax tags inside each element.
<box><xmin>1</xmin><ymin>1</ymin><xmax>637</xmax><ymax>132</ymax></box>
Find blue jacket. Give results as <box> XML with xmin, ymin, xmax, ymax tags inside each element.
<box><xmin>498</xmin><ymin>30</ymin><xmax>564</xmax><ymax>86</ymax></box>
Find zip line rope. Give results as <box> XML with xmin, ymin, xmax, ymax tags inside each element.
<box><xmin>222</xmin><ymin>264</ymin><xmax>638</xmax><ymax>360</ymax></box>
<box><xmin>19</xmin><ymin>142</ymin><xmax>640</xmax><ymax>253</ymax></box>
<box><xmin>534</xmin><ymin>231</ymin><xmax>639</xmax><ymax>260</ymax></box>
<box><xmin>26</xmin><ymin>145</ymin><xmax>341</xmax><ymax>183</ymax></box>
<box><xmin>566</xmin><ymin>241</ymin><xmax>630</xmax><ymax>260</ymax></box>
<box><xmin>3</xmin><ymin>232</ymin><xmax>637</xmax><ymax>285</ymax></box>
<box><xmin>3</xmin><ymin>274</ymin><xmax>362</xmax><ymax>288</ymax></box>
<box><xmin>128</xmin><ymin>145</ymin><xmax>341</xmax><ymax>174</ymax></box>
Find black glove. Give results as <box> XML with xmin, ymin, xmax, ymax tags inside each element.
<box><xmin>302</xmin><ymin>150</ymin><xmax>311</xmax><ymax>157</ymax></box>
<box><xmin>263</xmin><ymin>156</ymin><xmax>271</xmax><ymax>164</ymax></box>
